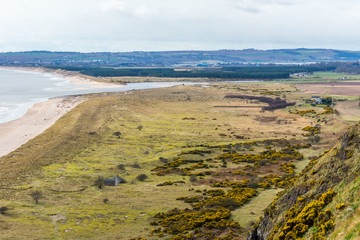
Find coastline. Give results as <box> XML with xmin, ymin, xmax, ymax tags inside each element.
<box><xmin>0</xmin><ymin>66</ymin><xmax>125</xmax><ymax>89</ymax></box>
<box><xmin>0</xmin><ymin>67</ymin><xmax>122</xmax><ymax>158</ymax></box>
<box><xmin>0</xmin><ymin>67</ymin><xmax>203</xmax><ymax>158</ymax></box>
<box><xmin>0</xmin><ymin>96</ymin><xmax>84</xmax><ymax>158</ymax></box>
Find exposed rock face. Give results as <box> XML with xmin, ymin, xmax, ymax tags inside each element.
<box><xmin>247</xmin><ymin>216</ymin><xmax>271</xmax><ymax>240</ymax></box>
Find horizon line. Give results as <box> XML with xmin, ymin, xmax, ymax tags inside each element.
<box><xmin>1</xmin><ymin>47</ymin><xmax>359</xmax><ymax>54</ymax></box>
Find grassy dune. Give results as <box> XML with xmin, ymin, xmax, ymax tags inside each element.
<box><xmin>0</xmin><ymin>83</ymin><xmax>349</xmax><ymax>239</ymax></box>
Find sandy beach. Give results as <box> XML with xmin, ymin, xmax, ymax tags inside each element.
<box><xmin>0</xmin><ymin>67</ymin><xmax>122</xmax><ymax>158</ymax></box>
<box><xmin>0</xmin><ymin>96</ymin><xmax>84</xmax><ymax>158</ymax></box>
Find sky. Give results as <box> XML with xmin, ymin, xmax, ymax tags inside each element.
<box><xmin>0</xmin><ymin>0</ymin><xmax>360</xmax><ymax>52</ymax></box>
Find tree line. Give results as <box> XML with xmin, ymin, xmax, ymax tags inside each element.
<box><xmin>47</xmin><ymin>63</ymin><xmax>337</xmax><ymax>80</ymax></box>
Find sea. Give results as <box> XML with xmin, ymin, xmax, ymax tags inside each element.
<box><xmin>0</xmin><ymin>68</ymin><xmax>199</xmax><ymax>124</ymax></box>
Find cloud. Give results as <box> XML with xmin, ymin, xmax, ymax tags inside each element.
<box><xmin>133</xmin><ymin>6</ymin><xmax>158</xmax><ymax>18</ymax></box>
<box><xmin>0</xmin><ymin>0</ymin><xmax>360</xmax><ymax>51</ymax></box>
<box><xmin>222</xmin><ymin>0</ymin><xmax>300</xmax><ymax>13</ymax></box>
<box><xmin>100</xmin><ymin>0</ymin><xmax>126</xmax><ymax>12</ymax></box>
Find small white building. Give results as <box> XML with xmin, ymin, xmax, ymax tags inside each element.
<box><xmin>310</xmin><ymin>96</ymin><xmax>322</xmax><ymax>104</ymax></box>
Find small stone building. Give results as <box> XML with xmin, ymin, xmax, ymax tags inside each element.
<box><xmin>104</xmin><ymin>175</ymin><xmax>125</xmax><ymax>186</ymax></box>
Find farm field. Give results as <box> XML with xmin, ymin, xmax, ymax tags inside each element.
<box><xmin>289</xmin><ymin>71</ymin><xmax>360</xmax><ymax>82</ymax></box>
<box><xmin>296</xmin><ymin>81</ymin><xmax>360</xmax><ymax>96</ymax></box>
<box><xmin>0</xmin><ymin>81</ymin><xmax>353</xmax><ymax>239</ymax></box>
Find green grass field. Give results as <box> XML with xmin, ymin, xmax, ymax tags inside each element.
<box><xmin>287</xmin><ymin>71</ymin><xmax>360</xmax><ymax>83</ymax></box>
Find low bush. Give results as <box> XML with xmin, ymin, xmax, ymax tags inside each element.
<box><xmin>117</xmin><ymin>164</ymin><xmax>125</xmax><ymax>170</ymax></box>
<box><xmin>189</xmin><ymin>175</ymin><xmax>198</xmax><ymax>182</ymax></box>
<box><xmin>0</xmin><ymin>206</ymin><xmax>8</xmax><ymax>214</ymax></box>
<box><xmin>136</xmin><ymin>174</ymin><xmax>148</xmax><ymax>182</ymax></box>
<box><xmin>131</xmin><ymin>163</ymin><xmax>141</xmax><ymax>168</ymax></box>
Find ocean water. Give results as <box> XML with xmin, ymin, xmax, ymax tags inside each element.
<box><xmin>0</xmin><ymin>68</ymin><xmax>198</xmax><ymax>124</ymax></box>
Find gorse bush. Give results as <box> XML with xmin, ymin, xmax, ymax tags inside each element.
<box><xmin>152</xmin><ymin>186</ymin><xmax>257</xmax><ymax>239</ymax></box>
<box><xmin>269</xmin><ymin>189</ymin><xmax>336</xmax><ymax>240</ymax></box>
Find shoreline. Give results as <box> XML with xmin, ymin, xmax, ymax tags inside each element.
<box><xmin>0</xmin><ymin>67</ymin><xmax>125</xmax><ymax>158</ymax></box>
<box><xmin>0</xmin><ymin>66</ymin><xmax>126</xmax><ymax>89</ymax></box>
<box><xmin>0</xmin><ymin>96</ymin><xmax>84</xmax><ymax>158</ymax></box>
<box><xmin>0</xmin><ymin>67</ymin><xmax>207</xmax><ymax>158</ymax></box>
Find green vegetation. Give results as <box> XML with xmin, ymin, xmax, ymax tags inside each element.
<box><xmin>250</xmin><ymin>122</ymin><xmax>360</xmax><ymax>239</ymax></box>
<box><xmin>0</xmin><ymin>82</ymin><xmax>351</xmax><ymax>239</ymax></box>
<box><xmin>48</xmin><ymin>64</ymin><xmax>336</xmax><ymax>80</ymax></box>
<box><xmin>269</xmin><ymin>189</ymin><xmax>335</xmax><ymax>240</ymax></box>
<box><xmin>29</xmin><ymin>190</ymin><xmax>43</xmax><ymax>204</ymax></box>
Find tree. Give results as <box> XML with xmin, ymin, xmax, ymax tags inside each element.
<box><xmin>29</xmin><ymin>191</ymin><xmax>43</xmax><ymax>204</ymax></box>
<box><xmin>94</xmin><ymin>176</ymin><xmax>105</xmax><ymax>189</ymax></box>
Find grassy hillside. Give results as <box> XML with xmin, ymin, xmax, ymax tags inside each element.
<box><xmin>0</xmin><ymin>83</ymin><xmax>350</xmax><ymax>239</ymax></box>
<box><xmin>248</xmin><ymin>123</ymin><xmax>360</xmax><ymax>240</ymax></box>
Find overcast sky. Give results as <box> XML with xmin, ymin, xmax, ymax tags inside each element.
<box><xmin>1</xmin><ymin>0</ymin><xmax>360</xmax><ymax>52</ymax></box>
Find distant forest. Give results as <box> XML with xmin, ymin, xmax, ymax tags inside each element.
<box><xmin>48</xmin><ymin>64</ymin><xmax>337</xmax><ymax>80</ymax></box>
<box><xmin>335</xmin><ymin>61</ymin><xmax>360</xmax><ymax>74</ymax></box>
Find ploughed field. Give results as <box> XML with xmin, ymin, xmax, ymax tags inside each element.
<box><xmin>296</xmin><ymin>81</ymin><xmax>360</xmax><ymax>96</ymax></box>
<box><xmin>0</xmin><ymin>82</ymin><xmax>350</xmax><ymax>239</ymax></box>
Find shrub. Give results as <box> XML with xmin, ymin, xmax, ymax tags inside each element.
<box><xmin>94</xmin><ymin>176</ymin><xmax>105</xmax><ymax>189</ymax></box>
<box><xmin>247</xmin><ymin>181</ymin><xmax>259</xmax><ymax>189</ymax></box>
<box><xmin>157</xmin><ymin>181</ymin><xmax>174</xmax><ymax>187</ymax></box>
<box><xmin>131</xmin><ymin>163</ymin><xmax>141</xmax><ymax>168</ymax></box>
<box><xmin>159</xmin><ymin>157</ymin><xmax>168</xmax><ymax>164</ymax></box>
<box><xmin>259</xmin><ymin>160</ymin><xmax>268</xmax><ymax>166</ymax></box>
<box><xmin>29</xmin><ymin>190</ymin><xmax>43</xmax><ymax>204</ymax></box>
<box><xmin>189</xmin><ymin>175</ymin><xmax>198</xmax><ymax>182</ymax></box>
<box><xmin>275</xmin><ymin>189</ymin><xmax>336</xmax><ymax>240</ymax></box>
<box><xmin>0</xmin><ymin>206</ymin><xmax>8</xmax><ymax>214</ymax></box>
<box><xmin>335</xmin><ymin>203</ymin><xmax>346</xmax><ymax>210</ymax></box>
<box><xmin>117</xmin><ymin>164</ymin><xmax>126</xmax><ymax>170</ymax></box>
<box><xmin>136</xmin><ymin>174</ymin><xmax>148</xmax><ymax>182</ymax></box>
<box><xmin>113</xmin><ymin>131</ymin><xmax>121</xmax><ymax>138</ymax></box>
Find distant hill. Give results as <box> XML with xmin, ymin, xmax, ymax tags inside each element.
<box><xmin>1</xmin><ymin>49</ymin><xmax>360</xmax><ymax>67</ymax></box>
